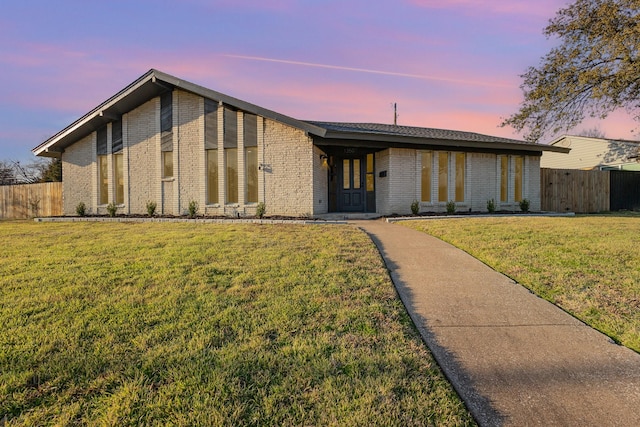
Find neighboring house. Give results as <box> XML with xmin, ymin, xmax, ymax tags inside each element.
<box><xmin>541</xmin><ymin>135</ymin><xmax>640</xmax><ymax>171</ymax></box>
<box><xmin>32</xmin><ymin>69</ymin><xmax>568</xmax><ymax>217</ymax></box>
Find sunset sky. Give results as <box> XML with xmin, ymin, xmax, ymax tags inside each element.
<box><xmin>1</xmin><ymin>0</ymin><xmax>638</xmax><ymax>162</ymax></box>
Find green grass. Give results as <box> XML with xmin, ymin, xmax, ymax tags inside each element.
<box><xmin>402</xmin><ymin>216</ymin><xmax>640</xmax><ymax>352</ymax></box>
<box><xmin>0</xmin><ymin>221</ymin><xmax>474</xmax><ymax>426</ymax></box>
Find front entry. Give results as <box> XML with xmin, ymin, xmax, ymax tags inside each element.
<box><xmin>339</xmin><ymin>157</ymin><xmax>365</xmax><ymax>212</ymax></box>
<box><xmin>327</xmin><ymin>150</ymin><xmax>375</xmax><ymax>213</ymax></box>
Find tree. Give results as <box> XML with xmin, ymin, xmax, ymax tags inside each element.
<box><xmin>0</xmin><ymin>158</ymin><xmax>62</xmax><ymax>185</ymax></box>
<box><xmin>502</xmin><ymin>0</ymin><xmax>640</xmax><ymax>142</ymax></box>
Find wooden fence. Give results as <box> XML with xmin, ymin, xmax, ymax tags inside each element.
<box><xmin>541</xmin><ymin>168</ymin><xmax>609</xmax><ymax>213</ymax></box>
<box><xmin>0</xmin><ymin>182</ymin><xmax>63</xmax><ymax>219</ymax></box>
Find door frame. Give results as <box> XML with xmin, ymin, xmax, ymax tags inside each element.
<box><xmin>324</xmin><ymin>147</ymin><xmax>376</xmax><ymax>213</ymax></box>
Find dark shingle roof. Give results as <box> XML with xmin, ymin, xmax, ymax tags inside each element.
<box><xmin>305</xmin><ymin>121</ymin><xmax>533</xmax><ymax>145</ymax></box>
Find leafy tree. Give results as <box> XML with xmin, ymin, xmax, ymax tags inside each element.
<box><xmin>502</xmin><ymin>0</ymin><xmax>640</xmax><ymax>142</ymax></box>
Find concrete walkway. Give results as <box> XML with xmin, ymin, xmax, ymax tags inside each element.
<box><xmin>354</xmin><ymin>220</ymin><xmax>640</xmax><ymax>427</ymax></box>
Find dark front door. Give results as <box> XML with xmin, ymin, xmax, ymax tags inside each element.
<box><xmin>338</xmin><ymin>157</ymin><xmax>365</xmax><ymax>212</ymax></box>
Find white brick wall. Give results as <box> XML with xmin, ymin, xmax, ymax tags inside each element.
<box><xmin>175</xmin><ymin>90</ymin><xmax>204</xmax><ymax>215</ymax></box>
<box><xmin>127</xmin><ymin>98</ymin><xmax>160</xmax><ymax>214</ymax></box>
<box><xmin>263</xmin><ymin>119</ymin><xmax>314</xmax><ymax>216</ymax></box>
<box><xmin>62</xmin><ymin>134</ymin><xmax>93</xmax><ymax>215</ymax></box>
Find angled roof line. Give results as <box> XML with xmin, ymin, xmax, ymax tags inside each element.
<box><xmin>33</xmin><ymin>69</ymin><xmax>327</xmax><ymax>157</ymax></box>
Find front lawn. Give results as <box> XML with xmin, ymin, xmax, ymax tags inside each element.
<box><xmin>0</xmin><ymin>221</ymin><xmax>474</xmax><ymax>426</ymax></box>
<box><xmin>402</xmin><ymin>216</ymin><xmax>640</xmax><ymax>352</ymax></box>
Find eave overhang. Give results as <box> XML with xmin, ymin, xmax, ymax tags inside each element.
<box><xmin>312</xmin><ymin>132</ymin><xmax>570</xmax><ymax>155</ymax></box>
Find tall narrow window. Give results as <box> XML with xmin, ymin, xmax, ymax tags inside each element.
<box><xmin>353</xmin><ymin>159</ymin><xmax>361</xmax><ymax>189</ymax></box>
<box><xmin>343</xmin><ymin>159</ymin><xmax>350</xmax><ymax>189</ymax></box>
<box><xmin>224</xmin><ymin>108</ymin><xmax>238</xmax><ymax>203</ymax></box>
<box><xmin>114</xmin><ymin>154</ymin><xmax>124</xmax><ymax>204</ymax></box>
<box><xmin>161</xmin><ymin>91</ymin><xmax>173</xmax><ymax>178</ymax></box>
<box><xmin>455</xmin><ymin>153</ymin><xmax>465</xmax><ymax>202</ymax></box>
<box><xmin>97</xmin><ymin>126</ymin><xmax>108</xmax><ymax>204</ymax></box>
<box><xmin>244</xmin><ymin>113</ymin><xmax>258</xmax><ymax>203</ymax></box>
<box><xmin>366</xmin><ymin>153</ymin><xmax>375</xmax><ymax>192</ymax></box>
<box><xmin>500</xmin><ymin>156</ymin><xmax>509</xmax><ymax>202</ymax></box>
<box><xmin>98</xmin><ymin>155</ymin><xmax>108</xmax><ymax>205</ymax></box>
<box><xmin>514</xmin><ymin>156</ymin><xmax>524</xmax><ymax>202</ymax></box>
<box><xmin>225</xmin><ymin>149</ymin><xmax>238</xmax><ymax>203</ymax></box>
<box><xmin>206</xmin><ymin>149</ymin><xmax>218</xmax><ymax>204</ymax></box>
<box><xmin>421</xmin><ymin>151</ymin><xmax>432</xmax><ymax>202</ymax></box>
<box><xmin>205</xmin><ymin>99</ymin><xmax>219</xmax><ymax>204</ymax></box>
<box><xmin>162</xmin><ymin>151</ymin><xmax>173</xmax><ymax>178</ymax></box>
<box><xmin>112</xmin><ymin>119</ymin><xmax>124</xmax><ymax>205</ymax></box>
<box><xmin>438</xmin><ymin>152</ymin><xmax>449</xmax><ymax>202</ymax></box>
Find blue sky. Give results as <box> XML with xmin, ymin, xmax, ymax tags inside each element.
<box><xmin>1</xmin><ymin>0</ymin><xmax>637</xmax><ymax>162</ymax></box>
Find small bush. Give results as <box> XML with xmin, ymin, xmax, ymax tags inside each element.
<box><xmin>256</xmin><ymin>202</ymin><xmax>266</xmax><ymax>218</ymax></box>
<box><xmin>410</xmin><ymin>200</ymin><xmax>420</xmax><ymax>215</ymax></box>
<box><xmin>188</xmin><ymin>200</ymin><xmax>199</xmax><ymax>218</ymax></box>
<box><xmin>486</xmin><ymin>198</ymin><xmax>496</xmax><ymax>213</ymax></box>
<box><xmin>106</xmin><ymin>202</ymin><xmax>118</xmax><ymax>217</ymax></box>
<box><xmin>76</xmin><ymin>202</ymin><xmax>87</xmax><ymax>217</ymax></box>
<box><xmin>446</xmin><ymin>200</ymin><xmax>456</xmax><ymax>214</ymax></box>
<box><xmin>146</xmin><ymin>201</ymin><xmax>157</xmax><ymax>217</ymax></box>
<box><xmin>519</xmin><ymin>198</ymin><xmax>530</xmax><ymax>212</ymax></box>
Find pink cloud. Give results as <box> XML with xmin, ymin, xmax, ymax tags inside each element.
<box><xmin>407</xmin><ymin>0</ymin><xmax>566</xmax><ymax>17</ymax></box>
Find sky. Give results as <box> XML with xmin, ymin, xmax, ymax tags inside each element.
<box><xmin>1</xmin><ymin>0</ymin><xmax>639</xmax><ymax>162</ymax></box>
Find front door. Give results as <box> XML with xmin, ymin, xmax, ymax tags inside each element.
<box><xmin>338</xmin><ymin>157</ymin><xmax>365</xmax><ymax>212</ymax></box>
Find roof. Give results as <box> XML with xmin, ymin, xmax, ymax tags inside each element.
<box><xmin>33</xmin><ymin>69</ymin><xmax>568</xmax><ymax>157</ymax></box>
<box><xmin>306</xmin><ymin>121</ymin><xmax>567</xmax><ymax>153</ymax></box>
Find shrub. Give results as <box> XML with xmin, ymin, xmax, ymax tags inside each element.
<box><xmin>410</xmin><ymin>200</ymin><xmax>420</xmax><ymax>215</ymax></box>
<box><xmin>519</xmin><ymin>198</ymin><xmax>530</xmax><ymax>212</ymax></box>
<box><xmin>256</xmin><ymin>202</ymin><xmax>266</xmax><ymax>218</ymax></box>
<box><xmin>76</xmin><ymin>202</ymin><xmax>87</xmax><ymax>217</ymax></box>
<box><xmin>446</xmin><ymin>200</ymin><xmax>456</xmax><ymax>214</ymax></box>
<box><xmin>106</xmin><ymin>202</ymin><xmax>118</xmax><ymax>217</ymax></box>
<box><xmin>486</xmin><ymin>198</ymin><xmax>496</xmax><ymax>213</ymax></box>
<box><xmin>146</xmin><ymin>201</ymin><xmax>157</xmax><ymax>217</ymax></box>
<box><xmin>188</xmin><ymin>200</ymin><xmax>199</xmax><ymax>218</ymax></box>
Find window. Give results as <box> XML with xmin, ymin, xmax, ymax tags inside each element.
<box><xmin>225</xmin><ymin>149</ymin><xmax>238</xmax><ymax>203</ymax></box>
<box><xmin>161</xmin><ymin>91</ymin><xmax>173</xmax><ymax>178</ymax></box>
<box><xmin>421</xmin><ymin>151</ymin><xmax>431</xmax><ymax>202</ymax></box>
<box><xmin>455</xmin><ymin>153</ymin><xmax>465</xmax><ymax>202</ymax></box>
<box><xmin>112</xmin><ymin>119</ymin><xmax>123</xmax><ymax>153</ymax></box>
<box><xmin>514</xmin><ymin>156</ymin><xmax>523</xmax><ymax>202</ymax></box>
<box><xmin>162</xmin><ymin>151</ymin><xmax>173</xmax><ymax>178</ymax></box>
<box><xmin>224</xmin><ymin>108</ymin><xmax>238</xmax><ymax>203</ymax></box>
<box><xmin>206</xmin><ymin>149</ymin><xmax>218</xmax><ymax>204</ymax></box>
<box><xmin>98</xmin><ymin>155</ymin><xmax>108</xmax><ymax>205</ymax></box>
<box><xmin>205</xmin><ymin>99</ymin><xmax>219</xmax><ymax>204</ymax></box>
<box><xmin>97</xmin><ymin>126</ymin><xmax>108</xmax><ymax>205</ymax></box>
<box><xmin>114</xmin><ymin>154</ymin><xmax>124</xmax><ymax>204</ymax></box>
<box><xmin>438</xmin><ymin>152</ymin><xmax>449</xmax><ymax>202</ymax></box>
<box><xmin>366</xmin><ymin>153</ymin><xmax>375</xmax><ymax>192</ymax></box>
<box><xmin>500</xmin><ymin>156</ymin><xmax>508</xmax><ymax>202</ymax></box>
<box><xmin>244</xmin><ymin>114</ymin><xmax>258</xmax><ymax>203</ymax></box>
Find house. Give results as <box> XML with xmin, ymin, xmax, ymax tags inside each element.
<box><xmin>32</xmin><ymin>69</ymin><xmax>568</xmax><ymax>217</ymax></box>
<box><xmin>541</xmin><ymin>135</ymin><xmax>640</xmax><ymax>171</ymax></box>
